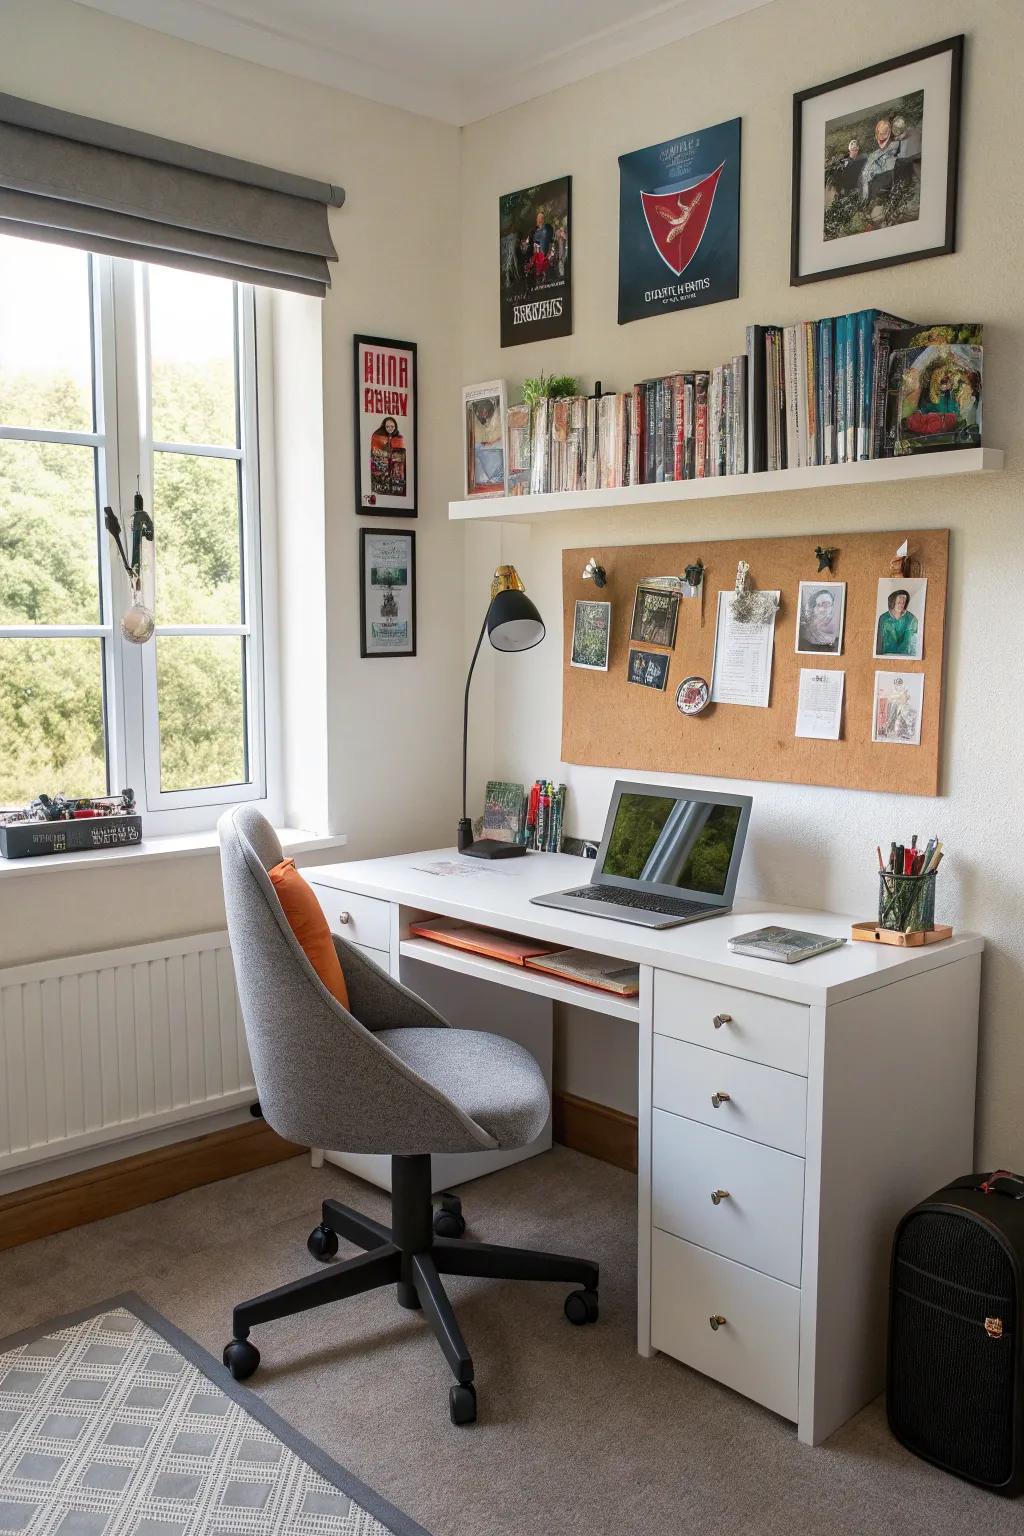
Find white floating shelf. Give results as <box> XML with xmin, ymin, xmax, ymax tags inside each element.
<box><xmin>449</xmin><ymin>447</ymin><xmax>1003</xmax><ymax>522</ymax></box>
<box><xmin>399</xmin><ymin>937</ymin><xmax>640</xmax><ymax>1023</ymax></box>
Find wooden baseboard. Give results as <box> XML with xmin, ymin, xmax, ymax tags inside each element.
<box><xmin>553</xmin><ymin>1091</ymin><xmax>638</xmax><ymax>1173</ymax></box>
<box><xmin>0</xmin><ymin>1120</ymin><xmax>303</xmax><ymax>1251</ymax></box>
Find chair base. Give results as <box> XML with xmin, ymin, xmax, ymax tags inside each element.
<box><xmin>223</xmin><ymin>1154</ymin><xmax>599</xmax><ymax>1424</ymax></box>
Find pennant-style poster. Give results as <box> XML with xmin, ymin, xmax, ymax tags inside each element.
<box><xmin>618</xmin><ymin>118</ymin><xmax>741</xmax><ymax>325</ymax></box>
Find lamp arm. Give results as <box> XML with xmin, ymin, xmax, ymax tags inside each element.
<box><xmin>462</xmin><ymin>608</ymin><xmax>490</xmax><ymax>822</ymax></box>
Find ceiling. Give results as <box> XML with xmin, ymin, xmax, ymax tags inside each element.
<box><xmin>72</xmin><ymin>0</ymin><xmax>775</xmax><ymax>125</ymax></box>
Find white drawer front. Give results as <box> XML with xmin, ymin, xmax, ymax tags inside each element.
<box><xmin>651</xmin><ymin>1227</ymin><xmax>799</xmax><ymax>1422</ymax></box>
<box><xmin>653</xmin><ymin>1035</ymin><xmax>807</xmax><ymax>1157</ymax></box>
<box><xmin>310</xmin><ymin>885</ymin><xmax>391</xmax><ymax>952</ymax></box>
<box><xmin>652</xmin><ymin>1109</ymin><xmax>804</xmax><ymax>1285</ymax></box>
<box><xmin>349</xmin><ymin>943</ymin><xmax>391</xmax><ymax>971</ymax></box>
<box><xmin>654</xmin><ymin>971</ymin><xmax>809</xmax><ymax>1076</ymax></box>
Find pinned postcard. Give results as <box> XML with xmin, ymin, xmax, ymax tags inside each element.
<box><xmin>795</xmin><ymin>668</ymin><xmax>844</xmax><ymax>740</ymax></box>
<box><xmin>872</xmin><ymin>672</ymin><xmax>924</xmax><ymax>746</ymax></box>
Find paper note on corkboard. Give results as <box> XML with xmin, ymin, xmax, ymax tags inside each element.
<box><xmin>561</xmin><ymin>529</ymin><xmax>948</xmax><ymax>796</ymax></box>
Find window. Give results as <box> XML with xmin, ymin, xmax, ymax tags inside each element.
<box><xmin>0</xmin><ymin>234</ymin><xmax>267</xmax><ymax>826</ymax></box>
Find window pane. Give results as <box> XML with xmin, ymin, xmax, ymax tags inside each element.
<box><xmin>0</xmin><ymin>235</ymin><xmax>94</xmax><ymax>433</ymax></box>
<box><xmin>0</xmin><ymin>638</ymin><xmax>106</xmax><ymax>805</ymax></box>
<box><xmin>149</xmin><ymin>266</ymin><xmax>238</xmax><ymax>447</ymax></box>
<box><xmin>0</xmin><ymin>441</ymin><xmax>100</xmax><ymax>623</ymax></box>
<box><xmin>156</xmin><ymin>635</ymin><xmax>247</xmax><ymax>791</ymax></box>
<box><xmin>152</xmin><ymin>452</ymin><xmax>242</xmax><ymax>623</ymax></box>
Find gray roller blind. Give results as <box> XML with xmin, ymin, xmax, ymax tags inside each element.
<box><xmin>0</xmin><ymin>93</ymin><xmax>343</xmax><ymax>297</ymax></box>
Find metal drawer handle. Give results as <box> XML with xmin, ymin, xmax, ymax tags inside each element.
<box><xmin>712</xmin><ymin>1013</ymin><xmax>732</xmax><ymax>1029</ymax></box>
<box><xmin>710</xmin><ymin>1091</ymin><xmax>731</xmax><ymax>1109</ymax></box>
<box><xmin>709</xmin><ymin>1314</ymin><xmax>727</xmax><ymax>1331</ymax></box>
<box><xmin>337</xmin><ymin>911</ymin><xmax>351</xmax><ymax>925</ymax></box>
<box><xmin>711</xmin><ymin>1188</ymin><xmax>731</xmax><ymax>1206</ymax></box>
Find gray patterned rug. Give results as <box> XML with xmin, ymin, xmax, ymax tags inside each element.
<box><xmin>0</xmin><ymin>1295</ymin><xmax>430</xmax><ymax>1536</ymax></box>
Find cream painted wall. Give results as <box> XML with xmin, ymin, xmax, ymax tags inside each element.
<box><xmin>460</xmin><ymin>0</ymin><xmax>1024</xmax><ymax>1160</ymax></box>
<box><xmin>0</xmin><ymin>0</ymin><xmax>464</xmax><ymax>968</ymax></box>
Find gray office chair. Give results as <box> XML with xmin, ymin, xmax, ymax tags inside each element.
<box><xmin>218</xmin><ymin>807</ymin><xmax>599</xmax><ymax>1424</ymax></box>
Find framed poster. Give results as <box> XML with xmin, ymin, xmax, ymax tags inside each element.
<box><xmin>462</xmin><ymin>381</ymin><xmax>507</xmax><ymax>496</ymax></box>
<box><xmin>618</xmin><ymin>118</ymin><xmax>741</xmax><ymax>325</ymax></box>
<box><xmin>499</xmin><ymin>176</ymin><xmax>572</xmax><ymax>347</ymax></box>
<box><xmin>359</xmin><ymin>528</ymin><xmax>416</xmax><ymax>658</ymax></box>
<box><xmin>791</xmin><ymin>35</ymin><xmax>962</xmax><ymax>285</ymax></box>
<box><xmin>353</xmin><ymin>335</ymin><xmax>417</xmax><ymax>516</ymax></box>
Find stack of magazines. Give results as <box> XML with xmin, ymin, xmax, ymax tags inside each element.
<box><xmin>745</xmin><ymin>314</ymin><xmax>983</xmax><ymax>470</ymax></box>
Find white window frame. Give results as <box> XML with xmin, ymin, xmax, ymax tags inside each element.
<box><xmin>0</xmin><ymin>240</ymin><xmax>273</xmax><ymax>833</ymax></box>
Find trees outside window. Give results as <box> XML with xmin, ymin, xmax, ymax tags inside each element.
<box><xmin>0</xmin><ymin>235</ymin><xmax>266</xmax><ymax>823</ymax></box>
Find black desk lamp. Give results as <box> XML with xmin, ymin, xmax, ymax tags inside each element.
<box><xmin>458</xmin><ymin>565</ymin><xmax>545</xmax><ymax>859</ymax></box>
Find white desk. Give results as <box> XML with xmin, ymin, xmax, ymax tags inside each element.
<box><xmin>309</xmin><ymin>848</ymin><xmax>982</xmax><ymax>1446</ymax></box>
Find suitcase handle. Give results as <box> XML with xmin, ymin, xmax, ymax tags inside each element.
<box><xmin>978</xmin><ymin>1170</ymin><xmax>1024</xmax><ymax>1199</ymax></box>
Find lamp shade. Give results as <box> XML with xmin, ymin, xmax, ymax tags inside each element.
<box><xmin>486</xmin><ymin>587</ymin><xmax>545</xmax><ymax>652</ymax></box>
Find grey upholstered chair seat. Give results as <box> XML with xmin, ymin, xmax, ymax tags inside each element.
<box><xmin>375</xmin><ymin>1028</ymin><xmax>548</xmax><ymax>1150</ymax></box>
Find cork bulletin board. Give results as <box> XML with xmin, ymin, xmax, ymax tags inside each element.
<box><xmin>561</xmin><ymin>529</ymin><xmax>949</xmax><ymax>797</ymax></box>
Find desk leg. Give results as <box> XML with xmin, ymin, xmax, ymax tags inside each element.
<box><xmin>636</xmin><ymin>966</ymin><xmax>655</xmax><ymax>1359</ymax></box>
<box><xmin>310</xmin><ymin>1149</ymin><xmax>324</xmax><ymax>1170</ymax></box>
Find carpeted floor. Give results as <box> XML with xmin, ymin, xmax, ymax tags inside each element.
<box><xmin>0</xmin><ymin>1146</ymin><xmax>1017</xmax><ymax>1536</ymax></box>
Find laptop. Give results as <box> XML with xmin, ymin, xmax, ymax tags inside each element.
<box><xmin>531</xmin><ymin>781</ymin><xmax>752</xmax><ymax>929</ymax></box>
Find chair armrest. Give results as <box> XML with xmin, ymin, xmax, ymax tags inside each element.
<box><xmin>334</xmin><ymin>937</ymin><xmax>451</xmax><ymax>1032</ymax></box>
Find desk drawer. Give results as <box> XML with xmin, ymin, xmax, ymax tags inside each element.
<box><xmin>652</xmin><ymin>1109</ymin><xmax>804</xmax><ymax>1286</ymax></box>
<box><xmin>651</xmin><ymin>1228</ymin><xmax>799</xmax><ymax>1422</ymax></box>
<box><xmin>653</xmin><ymin>1036</ymin><xmax>807</xmax><ymax>1157</ymax></box>
<box><xmin>654</xmin><ymin>971</ymin><xmax>809</xmax><ymax>1076</ymax></box>
<box><xmin>310</xmin><ymin>885</ymin><xmax>391</xmax><ymax>952</ymax></box>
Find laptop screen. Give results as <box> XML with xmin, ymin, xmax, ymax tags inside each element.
<box><xmin>599</xmin><ymin>791</ymin><xmax>745</xmax><ymax>898</ymax></box>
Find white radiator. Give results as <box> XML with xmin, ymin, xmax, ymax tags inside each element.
<box><xmin>0</xmin><ymin>932</ymin><xmax>254</xmax><ymax>1174</ymax></box>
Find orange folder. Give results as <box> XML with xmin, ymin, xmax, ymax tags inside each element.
<box><xmin>408</xmin><ymin>917</ymin><xmax>559</xmax><ymax>966</ymax></box>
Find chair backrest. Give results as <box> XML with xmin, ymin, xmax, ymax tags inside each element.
<box><xmin>217</xmin><ymin>807</ymin><xmax>489</xmax><ymax>1155</ymax></box>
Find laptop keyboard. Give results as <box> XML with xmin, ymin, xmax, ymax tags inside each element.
<box><xmin>562</xmin><ymin>885</ymin><xmax>710</xmax><ymax>919</ymax></box>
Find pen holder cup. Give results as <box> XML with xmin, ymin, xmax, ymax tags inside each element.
<box><xmin>878</xmin><ymin>870</ymin><xmax>937</xmax><ymax>933</ymax></box>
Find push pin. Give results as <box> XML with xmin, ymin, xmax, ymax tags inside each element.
<box><xmin>582</xmin><ymin>557</ymin><xmax>607</xmax><ymax>588</ymax></box>
<box><xmin>814</xmin><ymin>546</ymin><xmax>837</xmax><ymax>574</ymax></box>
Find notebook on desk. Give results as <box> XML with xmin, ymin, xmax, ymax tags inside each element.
<box><xmin>531</xmin><ymin>781</ymin><xmax>752</xmax><ymax>930</ymax></box>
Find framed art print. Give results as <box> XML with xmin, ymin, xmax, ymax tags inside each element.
<box><xmin>791</xmin><ymin>35</ymin><xmax>963</xmax><ymax>285</ymax></box>
<box><xmin>463</xmin><ymin>381</ymin><xmax>507</xmax><ymax>497</ymax></box>
<box><xmin>354</xmin><ymin>335</ymin><xmax>417</xmax><ymax>515</ymax></box>
<box><xmin>618</xmin><ymin>118</ymin><xmax>741</xmax><ymax>325</ymax></box>
<box><xmin>359</xmin><ymin>528</ymin><xmax>416</xmax><ymax>658</ymax></box>
<box><xmin>499</xmin><ymin>176</ymin><xmax>572</xmax><ymax>347</ymax></box>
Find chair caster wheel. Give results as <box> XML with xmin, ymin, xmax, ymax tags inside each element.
<box><xmin>223</xmin><ymin>1337</ymin><xmax>260</xmax><ymax>1380</ymax></box>
<box><xmin>307</xmin><ymin>1223</ymin><xmax>339</xmax><ymax>1260</ymax></box>
<box><xmin>449</xmin><ymin>1381</ymin><xmax>477</xmax><ymax>1425</ymax></box>
<box><xmin>433</xmin><ymin>1193</ymin><xmax>465</xmax><ymax>1239</ymax></box>
<box><xmin>564</xmin><ymin>1289</ymin><xmax>599</xmax><ymax>1326</ymax></box>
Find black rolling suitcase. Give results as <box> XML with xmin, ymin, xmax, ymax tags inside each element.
<box><xmin>888</xmin><ymin>1171</ymin><xmax>1024</xmax><ymax>1495</ymax></box>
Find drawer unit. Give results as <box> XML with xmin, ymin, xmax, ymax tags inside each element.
<box><xmin>653</xmin><ymin>1035</ymin><xmax>807</xmax><ymax>1157</ymax></box>
<box><xmin>651</xmin><ymin>1227</ymin><xmax>800</xmax><ymax>1422</ymax></box>
<box><xmin>652</xmin><ymin>1109</ymin><xmax>804</xmax><ymax>1286</ymax></box>
<box><xmin>654</xmin><ymin>971</ymin><xmax>809</xmax><ymax>1076</ymax></box>
<box><xmin>310</xmin><ymin>884</ymin><xmax>391</xmax><ymax>952</ymax></box>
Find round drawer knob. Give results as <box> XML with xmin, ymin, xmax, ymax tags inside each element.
<box><xmin>709</xmin><ymin>1314</ymin><xmax>727</xmax><ymax>1331</ymax></box>
<box><xmin>710</xmin><ymin>1091</ymin><xmax>731</xmax><ymax>1109</ymax></box>
<box><xmin>337</xmin><ymin>911</ymin><xmax>351</xmax><ymax>925</ymax></box>
<box><xmin>712</xmin><ymin>1013</ymin><xmax>732</xmax><ymax>1029</ymax></box>
<box><xmin>711</xmin><ymin>1188</ymin><xmax>731</xmax><ymax>1206</ymax></box>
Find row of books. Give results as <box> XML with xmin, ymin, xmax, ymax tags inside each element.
<box><xmin>480</xmin><ymin>778</ymin><xmax>566</xmax><ymax>852</ymax></box>
<box><xmin>499</xmin><ymin>315</ymin><xmax>984</xmax><ymax>497</ymax></box>
<box><xmin>505</xmin><ymin>362</ymin><xmax>748</xmax><ymax>496</ymax></box>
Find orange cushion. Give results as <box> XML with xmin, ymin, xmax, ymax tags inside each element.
<box><xmin>268</xmin><ymin>858</ymin><xmax>350</xmax><ymax>1011</ymax></box>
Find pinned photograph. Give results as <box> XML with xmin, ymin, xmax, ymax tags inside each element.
<box><xmin>872</xmin><ymin>671</ymin><xmax>924</xmax><ymax>745</ymax></box>
<box><xmin>462</xmin><ymin>381</ymin><xmax>507</xmax><ymax>497</ymax></box>
<box><xmin>874</xmin><ymin>576</ymin><xmax>927</xmax><ymax>659</ymax></box>
<box><xmin>626</xmin><ymin>648</ymin><xmax>670</xmax><ymax>691</ymax></box>
<box><xmin>571</xmin><ymin>600</ymin><xmax>611</xmax><ymax>671</ymax></box>
<box><xmin>795</xmin><ymin>580</ymin><xmax>846</xmax><ymax>655</ymax></box>
<box><xmin>630</xmin><ymin>584</ymin><xmax>680</xmax><ymax>649</ymax></box>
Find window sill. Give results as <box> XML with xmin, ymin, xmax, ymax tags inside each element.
<box><xmin>0</xmin><ymin>827</ymin><xmax>347</xmax><ymax>880</ymax></box>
